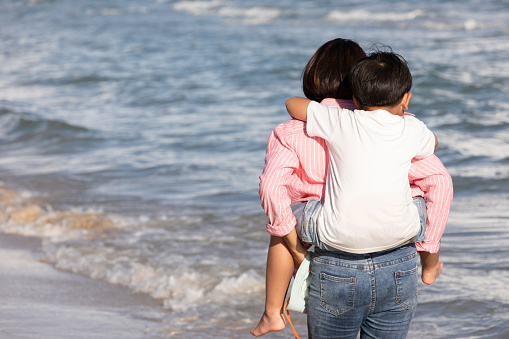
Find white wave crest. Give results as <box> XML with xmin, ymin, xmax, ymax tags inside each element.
<box><xmin>327</xmin><ymin>9</ymin><xmax>425</xmax><ymax>23</ymax></box>
<box><xmin>0</xmin><ymin>186</ymin><xmax>125</xmax><ymax>239</ymax></box>
<box><xmin>173</xmin><ymin>0</ymin><xmax>224</xmax><ymax>15</ymax></box>
<box><xmin>212</xmin><ymin>269</ymin><xmax>264</xmax><ymax>295</ymax></box>
<box><xmin>42</xmin><ymin>239</ymin><xmax>264</xmax><ymax>312</ymax></box>
<box><xmin>173</xmin><ymin>1</ymin><xmax>281</xmax><ymax>25</ymax></box>
<box><xmin>219</xmin><ymin>7</ymin><xmax>281</xmax><ymax>25</ymax></box>
<box><xmin>422</xmin><ymin>19</ymin><xmax>489</xmax><ymax>31</ymax></box>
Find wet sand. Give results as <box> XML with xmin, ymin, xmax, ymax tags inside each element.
<box><xmin>0</xmin><ymin>233</ymin><xmax>167</xmax><ymax>339</ymax></box>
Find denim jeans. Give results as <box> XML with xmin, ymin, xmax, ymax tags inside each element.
<box><xmin>411</xmin><ymin>196</ymin><xmax>427</xmax><ymax>242</ymax></box>
<box><xmin>292</xmin><ymin>196</ymin><xmax>427</xmax><ymax>250</ymax></box>
<box><xmin>307</xmin><ymin>244</ymin><xmax>418</xmax><ymax>339</ymax></box>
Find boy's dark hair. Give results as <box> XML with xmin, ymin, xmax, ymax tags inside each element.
<box><xmin>302</xmin><ymin>38</ymin><xmax>366</xmax><ymax>102</ymax></box>
<box><xmin>349</xmin><ymin>49</ymin><xmax>412</xmax><ymax>109</ymax></box>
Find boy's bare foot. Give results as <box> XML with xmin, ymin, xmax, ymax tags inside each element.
<box><xmin>421</xmin><ymin>261</ymin><xmax>443</xmax><ymax>285</ymax></box>
<box><xmin>251</xmin><ymin>311</ymin><xmax>286</xmax><ymax>337</ymax></box>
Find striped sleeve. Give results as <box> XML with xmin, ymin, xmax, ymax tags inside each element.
<box><xmin>259</xmin><ymin>126</ymin><xmax>299</xmax><ymax>236</ymax></box>
<box><xmin>409</xmin><ymin>155</ymin><xmax>454</xmax><ymax>253</ymax></box>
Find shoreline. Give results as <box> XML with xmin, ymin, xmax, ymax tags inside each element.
<box><xmin>0</xmin><ymin>232</ymin><xmax>167</xmax><ymax>339</ymax></box>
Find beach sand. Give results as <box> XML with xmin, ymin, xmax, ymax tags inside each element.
<box><xmin>0</xmin><ymin>233</ymin><xmax>167</xmax><ymax>339</ymax></box>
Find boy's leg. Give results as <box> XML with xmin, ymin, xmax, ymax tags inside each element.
<box><xmin>412</xmin><ymin>196</ymin><xmax>427</xmax><ymax>242</ymax></box>
<box><xmin>412</xmin><ymin>196</ymin><xmax>443</xmax><ymax>284</ymax></box>
<box><xmin>251</xmin><ymin>236</ymin><xmax>294</xmax><ymax>337</ymax></box>
<box><xmin>419</xmin><ymin>251</ymin><xmax>443</xmax><ymax>285</ymax></box>
<box><xmin>293</xmin><ymin>199</ymin><xmax>337</xmax><ymax>251</ymax></box>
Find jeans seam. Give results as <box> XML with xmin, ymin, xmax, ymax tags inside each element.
<box><xmin>368</xmin><ymin>256</ymin><xmax>376</xmax><ymax>314</ymax></box>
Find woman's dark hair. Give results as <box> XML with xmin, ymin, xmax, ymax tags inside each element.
<box><xmin>349</xmin><ymin>50</ymin><xmax>412</xmax><ymax>109</ymax></box>
<box><xmin>302</xmin><ymin>38</ymin><xmax>366</xmax><ymax>102</ymax></box>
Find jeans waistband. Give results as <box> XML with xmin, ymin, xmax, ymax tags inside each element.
<box><xmin>314</xmin><ymin>242</ymin><xmax>416</xmax><ymax>259</ymax></box>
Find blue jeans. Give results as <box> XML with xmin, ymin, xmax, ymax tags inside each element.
<box><xmin>292</xmin><ymin>197</ymin><xmax>427</xmax><ymax>250</ymax></box>
<box><xmin>411</xmin><ymin>196</ymin><xmax>427</xmax><ymax>243</ymax></box>
<box><xmin>307</xmin><ymin>244</ymin><xmax>418</xmax><ymax>338</ymax></box>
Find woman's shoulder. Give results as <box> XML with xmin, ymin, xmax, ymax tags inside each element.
<box><xmin>321</xmin><ymin>98</ymin><xmax>356</xmax><ymax>110</ymax></box>
<box><xmin>273</xmin><ymin>119</ymin><xmax>307</xmax><ymax>137</ymax></box>
<box><xmin>271</xmin><ymin>119</ymin><xmax>326</xmax><ymax>151</ymax></box>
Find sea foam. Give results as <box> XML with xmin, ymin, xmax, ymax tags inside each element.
<box><xmin>173</xmin><ymin>0</ymin><xmax>281</xmax><ymax>25</ymax></box>
<box><xmin>327</xmin><ymin>9</ymin><xmax>425</xmax><ymax>23</ymax></box>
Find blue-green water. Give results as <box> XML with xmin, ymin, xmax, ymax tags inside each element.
<box><xmin>0</xmin><ymin>0</ymin><xmax>508</xmax><ymax>337</ymax></box>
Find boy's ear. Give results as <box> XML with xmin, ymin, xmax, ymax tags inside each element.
<box><xmin>401</xmin><ymin>92</ymin><xmax>412</xmax><ymax>111</ymax></box>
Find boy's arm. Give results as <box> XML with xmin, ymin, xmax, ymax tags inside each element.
<box><xmin>286</xmin><ymin>97</ymin><xmax>312</xmax><ymax>121</ymax></box>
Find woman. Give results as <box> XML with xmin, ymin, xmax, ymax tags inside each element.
<box><xmin>252</xmin><ymin>39</ymin><xmax>452</xmax><ymax>338</ymax></box>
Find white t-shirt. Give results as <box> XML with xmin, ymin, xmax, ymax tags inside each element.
<box><xmin>306</xmin><ymin>101</ymin><xmax>436</xmax><ymax>253</ymax></box>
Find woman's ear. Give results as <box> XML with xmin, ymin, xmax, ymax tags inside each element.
<box><xmin>353</xmin><ymin>96</ymin><xmax>362</xmax><ymax>109</ymax></box>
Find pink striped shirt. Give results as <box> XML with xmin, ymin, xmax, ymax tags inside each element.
<box><xmin>259</xmin><ymin>98</ymin><xmax>453</xmax><ymax>253</ymax></box>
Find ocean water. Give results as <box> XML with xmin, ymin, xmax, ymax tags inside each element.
<box><xmin>1</xmin><ymin>0</ymin><xmax>509</xmax><ymax>338</ymax></box>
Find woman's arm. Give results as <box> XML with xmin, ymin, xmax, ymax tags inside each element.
<box><xmin>286</xmin><ymin>96</ymin><xmax>312</xmax><ymax>121</ymax></box>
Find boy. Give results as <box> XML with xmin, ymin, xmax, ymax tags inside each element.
<box><xmin>286</xmin><ymin>51</ymin><xmax>443</xmax><ymax>284</ymax></box>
